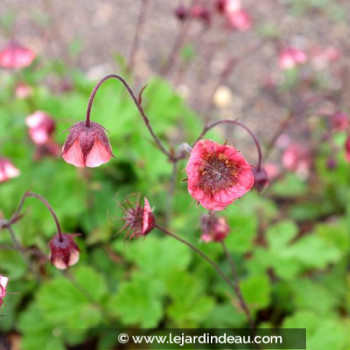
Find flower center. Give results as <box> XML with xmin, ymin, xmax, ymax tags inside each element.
<box><xmin>198</xmin><ymin>153</ymin><xmax>238</xmax><ymax>195</ymax></box>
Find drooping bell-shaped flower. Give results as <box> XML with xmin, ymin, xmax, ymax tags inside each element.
<box><xmin>49</xmin><ymin>234</ymin><xmax>80</xmax><ymax>270</ymax></box>
<box><xmin>62</xmin><ymin>121</ymin><xmax>113</xmax><ymax>167</ymax></box>
<box><xmin>0</xmin><ymin>158</ymin><xmax>20</xmax><ymax>183</ymax></box>
<box><xmin>201</xmin><ymin>214</ymin><xmax>230</xmax><ymax>242</ymax></box>
<box><xmin>26</xmin><ymin>111</ymin><xmax>56</xmax><ymax>145</ymax></box>
<box><xmin>186</xmin><ymin>140</ymin><xmax>254</xmax><ymax>211</ymax></box>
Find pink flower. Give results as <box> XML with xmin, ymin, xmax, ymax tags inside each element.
<box><xmin>279</xmin><ymin>47</ymin><xmax>307</xmax><ymax>70</ymax></box>
<box><xmin>282</xmin><ymin>143</ymin><xmax>311</xmax><ymax>178</ymax></box>
<box><xmin>329</xmin><ymin>111</ymin><xmax>349</xmax><ymax>132</ymax></box>
<box><xmin>345</xmin><ymin>135</ymin><xmax>350</xmax><ymax>163</ymax></box>
<box><xmin>62</xmin><ymin>122</ymin><xmax>113</xmax><ymax>168</ymax></box>
<box><xmin>15</xmin><ymin>82</ymin><xmax>33</xmax><ymax>99</ymax></box>
<box><xmin>0</xmin><ymin>275</ymin><xmax>9</xmax><ymax>308</ymax></box>
<box><xmin>264</xmin><ymin>162</ymin><xmax>280</xmax><ymax>180</ymax></box>
<box><xmin>190</xmin><ymin>4</ymin><xmax>211</xmax><ymax>25</ymax></box>
<box><xmin>227</xmin><ymin>9</ymin><xmax>251</xmax><ymax>31</ymax></box>
<box><xmin>201</xmin><ymin>214</ymin><xmax>230</xmax><ymax>242</ymax></box>
<box><xmin>252</xmin><ymin>166</ymin><xmax>269</xmax><ymax>192</ymax></box>
<box><xmin>0</xmin><ymin>158</ymin><xmax>20</xmax><ymax>183</ymax></box>
<box><xmin>0</xmin><ymin>42</ymin><xmax>35</xmax><ymax>69</ymax></box>
<box><xmin>186</xmin><ymin>140</ymin><xmax>254</xmax><ymax>211</ymax></box>
<box><xmin>225</xmin><ymin>0</ymin><xmax>242</xmax><ymax>13</ymax></box>
<box><xmin>49</xmin><ymin>234</ymin><xmax>80</xmax><ymax>270</ymax></box>
<box><xmin>34</xmin><ymin>140</ymin><xmax>61</xmax><ymax>161</ymax></box>
<box><xmin>122</xmin><ymin>197</ymin><xmax>155</xmax><ymax>239</ymax></box>
<box><xmin>26</xmin><ymin>111</ymin><xmax>56</xmax><ymax>145</ymax></box>
<box><xmin>311</xmin><ymin>46</ymin><xmax>340</xmax><ymax>70</ymax></box>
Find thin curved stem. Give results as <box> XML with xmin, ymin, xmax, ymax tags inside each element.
<box><xmin>128</xmin><ymin>0</ymin><xmax>149</xmax><ymax>70</ymax></box>
<box><xmin>85</xmin><ymin>74</ymin><xmax>172</xmax><ymax>160</ymax></box>
<box><xmin>155</xmin><ymin>224</ymin><xmax>255</xmax><ymax>330</ymax></box>
<box><xmin>221</xmin><ymin>241</ymin><xmax>255</xmax><ymax>329</ymax></box>
<box><xmin>193</xmin><ymin>119</ymin><xmax>263</xmax><ymax>171</ymax></box>
<box><xmin>12</xmin><ymin>192</ymin><xmax>63</xmax><ymax>241</ymax></box>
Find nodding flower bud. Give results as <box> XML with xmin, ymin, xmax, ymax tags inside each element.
<box><xmin>216</xmin><ymin>0</ymin><xmax>227</xmax><ymax>13</ymax></box>
<box><xmin>201</xmin><ymin>214</ymin><xmax>230</xmax><ymax>243</ymax></box>
<box><xmin>0</xmin><ymin>42</ymin><xmax>35</xmax><ymax>69</ymax></box>
<box><xmin>62</xmin><ymin>121</ymin><xmax>113</xmax><ymax>168</ymax></box>
<box><xmin>279</xmin><ymin>47</ymin><xmax>308</xmax><ymax>70</ymax></box>
<box><xmin>49</xmin><ymin>234</ymin><xmax>80</xmax><ymax>270</ymax></box>
<box><xmin>345</xmin><ymin>135</ymin><xmax>350</xmax><ymax>163</ymax></box>
<box><xmin>186</xmin><ymin>140</ymin><xmax>254</xmax><ymax>211</ymax></box>
<box><xmin>26</xmin><ymin>111</ymin><xmax>56</xmax><ymax>145</ymax></box>
<box><xmin>175</xmin><ymin>5</ymin><xmax>188</xmax><ymax>21</ymax></box>
<box><xmin>0</xmin><ymin>157</ymin><xmax>20</xmax><ymax>183</ymax></box>
<box><xmin>0</xmin><ymin>275</ymin><xmax>9</xmax><ymax>308</ymax></box>
<box><xmin>122</xmin><ymin>197</ymin><xmax>155</xmax><ymax>239</ymax></box>
<box><xmin>252</xmin><ymin>166</ymin><xmax>269</xmax><ymax>192</ymax></box>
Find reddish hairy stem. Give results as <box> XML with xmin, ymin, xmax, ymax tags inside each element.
<box><xmin>194</xmin><ymin>119</ymin><xmax>263</xmax><ymax>171</ymax></box>
<box><xmin>85</xmin><ymin>74</ymin><xmax>172</xmax><ymax>160</ymax></box>
<box><xmin>155</xmin><ymin>224</ymin><xmax>256</xmax><ymax>330</ymax></box>
<box><xmin>12</xmin><ymin>192</ymin><xmax>63</xmax><ymax>241</ymax></box>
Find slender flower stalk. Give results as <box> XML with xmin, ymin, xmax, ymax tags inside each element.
<box><xmin>12</xmin><ymin>192</ymin><xmax>63</xmax><ymax>241</ymax></box>
<box><xmin>155</xmin><ymin>224</ymin><xmax>255</xmax><ymax>329</ymax></box>
<box><xmin>193</xmin><ymin>119</ymin><xmax>263</xmax><ymax>171</ymax></box>
<box><xmin>84</xmin><ymin>74</ymin><xmax>172</xmax><ymax>160</ymax></box>
<box><xmin>221</xmin><ymin>241</ymin><xmax>255</xmax><ymax>329</ymax></box>
<box><xmin>128</xmin><ymin>0</ymin><xmax>149</xmax><ymax>70</ymax></box>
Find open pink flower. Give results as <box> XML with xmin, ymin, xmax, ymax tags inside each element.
<box><xmin>0</xmin><ymin>158</ymin><xmax>20</xmax><ymax>183</ymax></box>
<box><xmin>0</xmin><ymin>275</ymin><xmax>9</xmax><ymax>308</ymax></box>
<box><xmin>227</xmin><ymin>9</ymin><xmax>251</xmax><ymax>31</ymax></box>
<box><xmin>279</xmin><ymin>47</ymin><xmax>307</xmax><ymax>70</ymax></box>
<box><xmin>329</xmin><ymin>111</ymin><xmax>349</xmax><ymax>132</ymax></box>
<box><xmin>345</xmin><ymin>135</ymin><xmax>350</xmax><ymax>163</ymax></box>
<box><xmin>62</xmin><ymin>121</ymin><xmax>113</xmax><ymax>167</ymax></box>
<box><xmin>122</xmin><ymin>197</ymin><xmax>155</xmax><ymax>239</ymax></box>
<box><xmin>201</xmin><ymin>214</ymin><xmax>230</xmax><ymax>242</ymax></box>
<box><xmin>49</xmin><ymin>234</ymin><xmax>80</xmax><ymax>270</ymax></box>
<box><xmin>186</xmin><ymin>140</ymin><xmax>254</xmax><ymax>211</ymax></box>
<box><xmin>26</xmin><ymin>111</ymin><xmax>56</xmax><ymax>145</ymax></box>
<box><xmin>0</xmin><ymin>42</ymin><xmax>35</xmax><ymax>69</ymax></box>
<box><xmin>282</xmin><ymin>143</ymin><xmax>311</xmax><ymax>178</ymax></box>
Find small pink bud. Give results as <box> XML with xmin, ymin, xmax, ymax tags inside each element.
<box><xmin>15</xmin><ymin>82</ymin><xmax>33</xmax><ymax>99</ymax></box>
<box><xmin>326</xmin><ymin>157</ymin><xmax>337</xmax><ymax>170</ymax></box>
<box><xmin>190</xmin><ymin>4</ymin><xmax>211</xmax><ymax>25</ymax></box>
<box><xmin>282</xmin><ymin>143</ymin><xmax>312</xmax><ymax>179</ymax></box>
<box><xmin>216</xmin><ymin>0</ymin><xmax>227</xmax><ymax>13</ymax></box>
<box><xmin>279</xmin><ymin>47</ymin><xmax>307</xmax><ymax>70</ymax></box>
<box><xmin>329</xmin><ymin>111</ymin><xmax>349</xmax><ymax>132</ymax></box>
<box><xmin>175</xmin><ymin>5</ymin><xmax>188</xmax><ymax>21</ymax></box>
<box><xmin>345</xmin><ymin>135</ymin><xmax>350</xmax><ymax>163</ymax></box>
<box><xmin>62</xmin><ymin>122</ymin><xmax>113</xmax><ymax>168</ymax></box>
<box><xmin>26</xmin><ymin>111</ymin><xmax>56</xmax><ymax>145</ymax></box>
<box><xmin>186</xmin><ymin>140</ymin><xmax>254</xmax><ymax>211</ymax></box>
<box><xmin>0</xmin><ymin>275</ymin><xmax>9</xmax><ymax>308</ymax></box>
<box><xmin>49</xmin><ymin>234</ymin><xmax>80</xmax><ymax>270</ymax></box>
<box><xmin>0</xmin><ymin>158</ymin><xmax>20</xmax><ymax>183</ymax></box>
<box><xmin>252</xmin><ymin>166</ymin><xmax>269</xmax><ymax>192</ymax></box>
<box><xmin>122</xmin><ymin>197</ymin><xmax>155</xmax><ymax>239</ymax></box>
<box><xmin>201</xmin><ymin>214</ymin><xmax>230</xmax><ymax>243</ymax></box>
<box><xmin>0</xmin><ymin>42</ymin><xmax>35</xmax><ymax>69</ymax></box>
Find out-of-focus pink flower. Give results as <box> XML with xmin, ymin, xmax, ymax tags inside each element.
<box><xmin>34</xmin><ymin>140</ymin><xmax>61</xmax><ymax>161</ymax></box>
<box><xmin>15</xmin><ymin>82</ymin><xmax>33</xmax><ymax>99</ymax></box>
<box><xmin>49</xmin><ymin>234</ymin><xmax>80</xmax><ymax>270</ymax></box>
<box><xmin>0</xmin><ymin>42</ymin><xmax>35</xmax><ymax>69</ymax></box>
<box><xmin>186</xmin><ymin>140</ymin><xmax>254</xmax><ymax>211</ymax></box>
<box><xmin>311</xmin><ymin>46</ymin><xmax>340</xmax><ymax>70</ymax></box>
<box><xmin>227</xmin><ymin>9</ymin><xmax>251</xmax><ymax>31</ymax></box>
<box><xmin>329</xmin><ymin>111</ymin><xmax>349</xmax><ymax>132</ymax></box>
<box><xmin>201</xmin><ymin>214</ymin><xmax>230</xmax><ymax>242</ymax></box>
<box><xmin>122</xmin><ymin>197</ymin><xmax>155</xmax><ymax>239</ymax></box>
<box><xmin>190</xmin><ymin>4</ymin><xmax>211</xmax><ymax>25</ymax></box>
<box><xmin>264</xmin><ymin>162</ymin><xmax>280</xmax><ymax>180</ymax></box>
<box><xmin>225</xmin><ymin>0</ymin><xmax>242</xmax><ymax>13</ymax></box>
<box><xmin>276</xmin><ymin>133</ymin><xmax>291</xmax><ymax>149</ymax></box>
<box><xmin>279</xmin><ymin>47</ymin><xmax>308</xmax><ymax>70</ymax></box>
<box><xmin>0</xmin><ymin>275</ymin><xmax>9</xmax><ymax>308</ymax></box>
<box><xmin>62</xmin><ymin>122</ymin><xmax>113</xmax><ymax>168</ymax></box>
<box><xmin>26</xmin><ymin>111</ymin><xmax>56</xmax><ymax>145</ymax></box>
<box><xmin>282</xmin><ymin>143</ymin><xmax>312</xmax><ymax>179</ymax></box>
<box><xmin>0</xmin><ymin>158</ymin><xmax>20</xmax><ymax>183</ymax></box>
<box><xmin>345</xmin><ymin>135</ymin><xmax>350</xmax><ymax>163</ymax></box>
